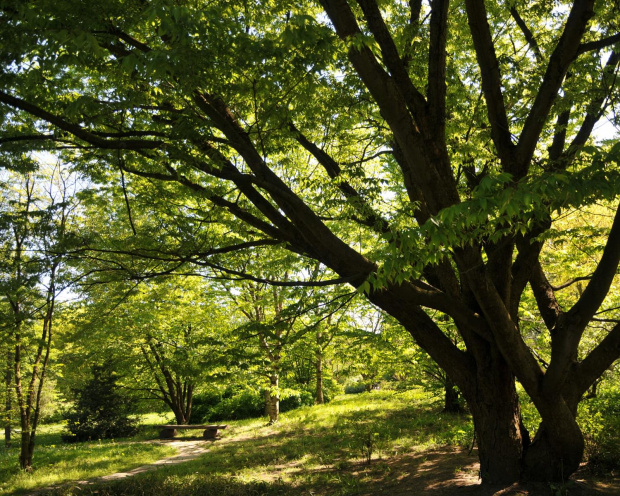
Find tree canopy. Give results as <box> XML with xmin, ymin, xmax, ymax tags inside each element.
<box><xmin>1</xmin><ymin>0</ymin><xmax>619</xmax><ymax>484</ymax></box>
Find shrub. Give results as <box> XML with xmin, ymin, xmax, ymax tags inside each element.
<box><xmin>344</xmin><ymin>382</ymin><xmax>369</xmax><ymax>395</ymax></box>
<box><xmin>189</xmin><ymin>388</ymin><xmax>223</xmax><ymax>423</ymax></box>
<box><xmin>280</xmin><ymin>389</ymin><xmax>314</xmax><ymax>412</ymax></box>
<box><xmin>319</xmin><ymin>377</ymin><xmax>342</xmax><ymax>403</ymax></box>
<box><xmin>208</xmin><ymin>387</ymin><xmax>264</xmax><ymax>421</ymax></box>
<box><xmin>61</xmin><ymin>363</ymin><xmax>138</xmax><ymax>442</ymax></box>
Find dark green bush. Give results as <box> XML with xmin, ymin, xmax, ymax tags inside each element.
<box><xmin>189</xmin><ymin>389</ymin><xmax>223</xmax><ymax>423</ymax></box>
<box><xmin>208</xmin><ymin>387</ymin><xmax>264</xmax><ymax>421</ymax></box>
<box><xmin>344</xmin><ymin>382</ymin><xmax>368</xmax><ymax>395</ymax></box>
<box><xmin>61</xmin><ymin>363</ymin><xmax>138</xmax><ymax>442</ymax></box>
<box><xmin>280</xmin><ymin>389</ymin><xmax>314</xmax><ymax>412</ymax></box>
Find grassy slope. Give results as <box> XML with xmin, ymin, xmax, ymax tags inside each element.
<box><xmin>32</xmin><ymin>389</ymin><xmax>476</xmax><ymax>496</ymax></box>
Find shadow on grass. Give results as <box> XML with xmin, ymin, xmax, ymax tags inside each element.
<box><xmin>26</xmin><ymin>395</ymin><xmax>620</xmax><ymax>496</ymax></box>
<box><xmin>33</xmin><ymin>396</ymin><xmax>479</xmax><ymax>496</ymax></box>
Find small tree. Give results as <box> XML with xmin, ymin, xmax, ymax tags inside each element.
<box><xmin>62</xmin><ymin>363</ymin><xmax>137</xmax><ymax>442</ymax></box>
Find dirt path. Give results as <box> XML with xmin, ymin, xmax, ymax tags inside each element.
<box><xmin>84</xmin><ymin>439</ymin><xmax>209</xmax><ymax>483</ymax></box>
<box><xmin>29</xmin><ymin>439</ymin><xmax>209</xmax><ymax>495</ymax></box>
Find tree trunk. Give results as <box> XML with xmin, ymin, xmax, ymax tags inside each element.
<box><xmin>266</xmin><ymin>373</ymin><xmax>279</xmax><ymax>423</ymax></box>
<box><xmin>315</xmin><ymin>344</ymin><xmax>324</xmax><ymax>405</ymax></box>
<box><xmin>173</xmin><ymin>408</ymin><xmax>187</xmax><ymax>425</ymax></box>
<box><xmin>462</xmin><ymin>353</ymin><xmax>526</xmax><ymax>485</ymax></box>
<box><xmin>19</xmin><ymin>430</ymin><xmax>34</xmax><ymax>471</ymax></box>
<box><xmin>521</xmin><ymin>399</ymin><xmax>584</xmax><ymax>481</ymax></box>
<box><xmin>4</xmin><ymin>349</ymin><xmax>11</xmax><ymax>447</ymax></box>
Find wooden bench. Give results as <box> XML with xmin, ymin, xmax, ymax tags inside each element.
<box><xmin>157</xmin><ymin>424</ymin><xmax>227</xmax><ymax>440</ymax></box>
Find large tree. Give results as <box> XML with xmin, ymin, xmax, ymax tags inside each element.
<box><xmin>1</xmin><ymin>0</ymin><xmax>619</xmax><ymax>484</ymax></box>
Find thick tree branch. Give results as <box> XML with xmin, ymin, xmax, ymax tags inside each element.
<box><xmin>515</xmin><ymin>0</ymin><xmax>595</xmax><ymax>177</ymax></box>
<box><xmin>427</xmin><ymin>0</ymin><xmax>450</xmax><ymax>135</ymax></box>
<box><xmin>562</xmin><ymin>50</ymin><xmax>619</xmax><ymax>160</ymax></box>
<box><xmin>577</xmin><ymin>32</ymin><xmax>620</xmax><ymax>55</ymax></box>
<box><xmin>356</xmin><ymin>0</ymin><xmax>428</xmax><ymax>118</ymax></box>
<box><xmin>464</xmin><ymin>0</ymin><xmax>514</xmax><ymax>169</ymax></box>
<box><xmin>0</xmin><ymin>90</ymin><xmax>163</xmax><ymax>150</ymax></box>
<box><xmin>564</xmin><ymin>322</ymin><xmax>620</xmax><ymax>407</ymax></box>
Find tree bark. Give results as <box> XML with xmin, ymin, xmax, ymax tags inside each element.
<box><xmin>4</xmin><ymin>348</ymin><xmax>11</xmax><ymax>446</ymax></box>
<box><xmin>463</xmin><ymin>352</ymin><xmax>526</xmax><ymax>484</ymax></box>
<box><xmin>266</xmin><ymin>373</ymin><xmax>279</xmax><ymax>424</ymax></box>
<box><xmin>315</xmin><ymin>333</ymin><xmax>325</xmax><ymax>405</ymax></box>
<box><xmin>19</xmin><ymin>430</ymin><xmax>33</xmax><ymax>472</ymax></box>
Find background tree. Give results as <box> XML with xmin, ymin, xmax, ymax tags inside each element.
<box><xmin>62</xmin><ymin>361</ymin><xmax>138</xmax><ymax>442</ymax></box>
<box><xmin>0</xmin><ymin>162</ymin><xmax>80</xmax><ymax>469</ymax></box>
<box><xmin>1</xmin><ymin>0</ymin><xmax>619</xmax><ymax>484</ymax></box>
<box><xmin>63</xmin><ymin>276</ymin><xmax>234</xmax><ymax>425</ymax></box>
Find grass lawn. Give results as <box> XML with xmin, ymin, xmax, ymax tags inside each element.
<box><xmin>20</xmin><ymin>389</ymin><xmax>479</xmax><ymax>495</ymax></box>
<box><xmin>0</xmin><ymin>414</ymin><xmax>177</xmax><ymax>495</ymax></box>
<box><xmin>3</xmin><ymin>390</ymin><xmax>617</xmax><ymax>495</ymax></box>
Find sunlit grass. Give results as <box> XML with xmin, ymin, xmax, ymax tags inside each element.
<box><xmin>35</xmin><ymin>388</ymin><xmax>475</xmax><ymax>496</ymax></box>
<box><xmin>0</xmin><ymin>415</ymin><xmax>177</xmax><ymax>495</ymax></box>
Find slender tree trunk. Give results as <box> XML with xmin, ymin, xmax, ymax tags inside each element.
<box><xmin>267</xmin><ymin>373</ymin><xmax>279</xmax><ymax>423</ymax></box>
<box><xmin>4</xmin><ymin>348</ymin><xmax>11</xmax><ymax>446</ymax></box>
<box><xmin>315</xmin><ymin>337</ymin><xmax>324</xmax><ymax>405</ymax></box>
<box><xmin>19</xmin><ymin>430</ymin><xmax>33</xmax><ymax>471</ymax></box>
<box><xmin>15</xmin><ymin>339</ymin><xmax>34</xmax><ymax>471</ymax></box>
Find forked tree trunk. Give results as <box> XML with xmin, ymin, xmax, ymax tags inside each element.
<box><xmin>172</xmin><ymin>408</ymin><xmax>188</xmax><ymax>425</ymax></box>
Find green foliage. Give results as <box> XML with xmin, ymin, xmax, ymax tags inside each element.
<box><xmin>344</xmin><ymin>381</ymin><xmax>370</xmax><ymax>395</ymax></box>
<box><xmin>207</xmin><ymin>387</ymin><xmax>264</xmax><ymax>422</ymax></box>
<box><xmin>578</xmin><ymin>392</ymin><xmax>620</xmax><ymax>476</ymax></box>
<box><xmin>188</xmin><ymin>389</ymin><xmax>223</xmax><ymax>424</ymax></box>
<box><xmin>279</xmin><ymin>388</ymin><xmax>313</xmax><ymax>413</ymax></box>
<box><xmin>61</xmin><ymin>363</ymin><xmax>138</xmax><ymax>442</ymax></box>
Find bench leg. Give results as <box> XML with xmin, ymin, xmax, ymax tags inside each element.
<box><xmin>203</xmin><ymin>428</ymin><xmax>218</xmax><ymax>440</ymax></box>
<box><xmin>160</xmin><ymin>428</ymin><xmax>177</xmax><ymax>439</ymax></box>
